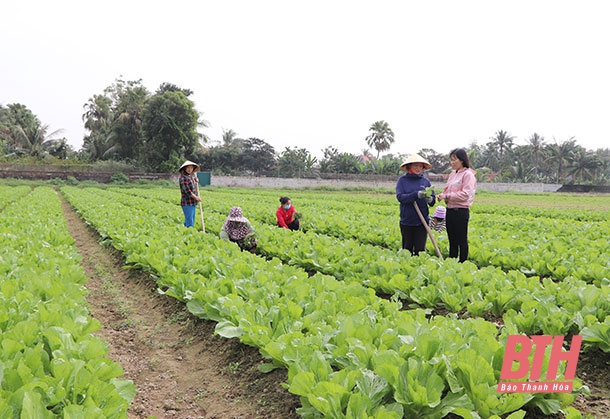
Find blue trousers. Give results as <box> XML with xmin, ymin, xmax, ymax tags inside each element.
<box><xmin>182</xmin><ymin>205</ymin><xmax>196</xmax><ymax>228</ymax></box>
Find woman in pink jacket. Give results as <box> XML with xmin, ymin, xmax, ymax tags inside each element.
<box><xmin>437</xmin><ymin>148</ymin><xmax>477</xmax><ymax>262</ymax></box>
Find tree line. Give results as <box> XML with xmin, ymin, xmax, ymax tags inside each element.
<box><xmin>2</xmin><ymin>78</ymin><xmax>609</xmax><ymax>184</ymax></box>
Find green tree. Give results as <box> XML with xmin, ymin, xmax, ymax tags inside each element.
<box><xmin>526</xmin><ymin>133</ymin><xmax>545</xmax><ymax>167</ymax></box>
<box><xmin>418</xmin><ymin>148</ymin><xmax>447</xmax><ymax>173</ymax></box>
<box><xmin>277</xmin><ymin>147</ymin><xmax>317</xmax><ymax>177</ymax></box>
<box><xmin>221</xmin><ymin>128</ymin><xmax>241</xmax><ymax>146</ymax></box>
<box><xmin>567</xmin><ymin>147</ymin><xmax>601</xmax><ymax>183</ymax></box>
<box><xmin>465</xmin><ymin>142</ymin><xmax>485</xmax><ymax>170</ymax></box>
<box><xmin>239</xmin><ymin>137</ymin><xmax>276</xmax><ymax>174</ymax></box>
<box><xmin>85</xmin><ymin>131</ymin><xmax>121</xmax><ymax>161</ymax></box>
<box><xmin>591</xmin><ymin>148</ymin><xmax>610</xmax><ymax>184</ymax></box>
<box><xmin>319</xmin><ymin>146</ymin><xmax>339</xmax><ymax>173</ymax></box>
<box><xmin>13</xmin><ymin>123</ymin><xmax>64</xmax><ymax>157</ymax></box>
<box><xmin>524</xmin><ymin>133</ymin><xmax>546</xmax><ymax>180</ymax></box>
<box><xmin>365</xmin><ymin>120</ymin><xmax>395</xmax><ymax>159</ymax></box>
<box><xmin>2</xmin><ymin>104</ymin><xmax>38</xmax><ymax>151</ymax></box>
<box><xmin>3</xmin><ymin>104</ymin><xmax>64</xmax><ymax>157</ymax></box>
<box><xmin>489</xmin><ymin>130</ymin><xmax>515</xmax><ymax>171</ymax></box>
<box><xmin>43</xmin><ymin>138</ymin><xmax>74</xmax><ymax>159</ymax></box>
<box><xmin>546</xmin><ymin>137</ymin><xmax>577</xmax><ymax>182</ymax></box>
<box><xmin>82</xmin><ymin>94</ymin><xmax>115</xmax><ymax>160</ymax></box>
<box><xmin>81</xmin><ymin>79</ymin><xmax>148</xmax><ymax>161</ymax></box>
<box><xmin>0</xmin><ymin>105</ymin><xmax>15</xmax><ymax>152</ymax></box>
<box><xmin>367</xmin><ymin>154</ymin><xmax>404</xmax><ymax>175</ymax></box>
<box><xmin>141</xmin><ymin>87</ymin><xmax>202</xmax><ymax>171</ymax></box>
<box><xmin>335</xmin><ymin>152</ymin><xmax>361</xmax><ymax>174</ymax></box>
<box><xmin>112</xmin><ymin>79</ymin><xmax>149</xmax><ymax>160</ymax></box>
<box><xmin>319</xmin><ymin>147</ymin><xmax>360</xmax><ymax>174</ymax></box>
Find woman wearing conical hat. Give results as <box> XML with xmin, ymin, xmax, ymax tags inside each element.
<box><xmin>396</xmin><ymin>154</ymin><xmax>436</xmax><ymax>255</ymax></box>
<box><xmin>178</xmin><ymin>160</ymin><xmax>202</xmax><ymax>228</ymax></box>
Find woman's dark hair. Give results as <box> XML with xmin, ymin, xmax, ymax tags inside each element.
<box><xmin>450</xmin><ymin>148</ymin><xmax>471</xmax><ymax>168</ymax></box>
<box><xmin>279</xmin><ymin>196</ymin><xmax>291</xmax><ymax>205</ymax></box>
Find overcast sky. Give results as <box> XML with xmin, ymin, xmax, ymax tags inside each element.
<box><xmin>2</xmin><ymin>1</ymin><xmax>609</xmax><ymax>159</ymax></box>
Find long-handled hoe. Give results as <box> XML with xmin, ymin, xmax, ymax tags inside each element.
<box><xmin>413</xmin><ymin>202</ymin><xmax>443</xmax><ymax>259</ymax></box>
<box><xmin>196</xmin><ymin>179</ymin><xmax>205</xmax><ymax>233</ymax></box>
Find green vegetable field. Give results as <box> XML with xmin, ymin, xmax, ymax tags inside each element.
<box><xmin>2</xmin><ymin>182</ymin><xmax>609</xmax><ymax>418</ymax></box>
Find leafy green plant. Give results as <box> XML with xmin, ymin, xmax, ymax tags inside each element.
<box><xmin>110</xmin><ymin>172</ymin><xmax>129</xmax><ymax>184</ymax></box>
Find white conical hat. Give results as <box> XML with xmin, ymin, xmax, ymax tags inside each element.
<box><xmin>178</xmin><ymin>160</ymin><xmax>200</xmax><ymax>172</ymax></box>
<box><xmin>400</xmin><ymin>154</ymin><xmax>431</xmax><ymax>170</ymax></box>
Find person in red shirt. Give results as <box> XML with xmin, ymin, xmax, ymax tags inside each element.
<box><xmin>276</xmin><ymin>196</ymin><xmax>300</xmax><ymax>230</ymax></box>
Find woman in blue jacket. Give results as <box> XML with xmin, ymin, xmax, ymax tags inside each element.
<box><xmin>396</xmin><ymin>154</ymin><xmax>436</xmax><ymax>255</ymax></box>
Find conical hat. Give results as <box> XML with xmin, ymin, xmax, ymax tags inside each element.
<box><xmin>178</xmin><ymin>160</ymin><xmax>200</xmax><ymax>172</ymax></box>
<box><xmin>400</xmin><ymin>154</ymin><xmax>431</xmax><ymax>170</ymax></box>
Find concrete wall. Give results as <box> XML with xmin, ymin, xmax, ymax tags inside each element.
<box><xmin>209</xmin><ymin>175</ymin><xmax>563</xmax><ymax>193</ymax></box>
<box><xmin>0</xmin><ymin>169</ymin><xmax>169</xmax><ymax>183</ymax></box>
<box><xmin>0</xmin><ymin>164</ymin><xmax>564</xmax><ymax>193</ymax></box>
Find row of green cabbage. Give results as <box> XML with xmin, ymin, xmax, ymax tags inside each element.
<box><xmin>0</xmin><ymin>185</ymin><xmax>31</xmax><ymax>209</ymax></box>
<box><xmin>111</xmin><ymin>187</ymin><xmax>610</xmax><ymax>353</ymax></box>
<box><xmin>61</xmin><ymin>186</ymin><xmax>582</xmax><ymax>418</ymax></box>
<box><xmin>200</xmin><ymin>186</ymin><xmax>609</xmax><ymax>222</ymax></box>
<box><xmin>0</xmin><ymin>186</ymin><xmax>135</xmax><ymax>418</ymax></box>
<box><xmin>188</xmin><ymin>188</ymin><xmax>610</xmax><ymax>284</ymax></box>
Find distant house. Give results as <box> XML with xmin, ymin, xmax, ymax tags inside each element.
<box><xmin>428</xmin><ymin>172</ymin><xmax>449</xmax><ymax>182</ymax></box>
<box><xmin>357</xmin><ymin>155</ymin><xmax>374</xmax><ymax>163</ymax></box>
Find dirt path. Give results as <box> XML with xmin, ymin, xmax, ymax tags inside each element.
<box><xmin>60</xmin><ymin>196</ymin><xmax>301</xmax><ymax>419</ymax></box>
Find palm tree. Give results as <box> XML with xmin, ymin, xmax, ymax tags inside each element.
<box><xmin>568</xmin><ymin>147</ymin><xmax>601</xmax><ymax>183</ymax></box>
<box><xmin>85</xmin><ymin>131</ymin><xmax>121</xmax><ymax>161</ymax></box>
<box><xmin>221</xmin><ymin>129</ymin><xmax>241</xmax><ymax>146</ymax></box>
<box><xmin>0</xmin><ymin>106</ymin><xmax>12</xmax><ymax>151</ymax></box>
<box><xmin>489</xmin><ymin>130</ymin><xmax>515</xmax><ymax>170</ymax></box>
<box><xmin>526</xmin><ymin>133</ymin><xmax>545</xmax><ymax>178</ymax></box>
<box><xmin>12</xmin><ymin>123</ymin><xmax>64</xmax><ymax>157</ymax></box>
<box><xmin>365</xmin><ymin>121</ymin><xmax>395</xmax><ymax>159</ymax></box>
<box><xmin>546</xmin><ymin>137</ymin><xmax>577</xmax><ymax>182</ymax></box>
<box><xmin>82</xmin><ymin>95</ymin><xmax>116</xmax><ymax>160</ymax></box>
<box><xmin>82</xmin><ymin>94</ymin><xmax>113</xmax><ymax>133</ymax></box>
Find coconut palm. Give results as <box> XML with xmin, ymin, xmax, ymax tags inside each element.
<box><xmin>221</xmin><ymin>129</ymin><xmax>242</xmax><ymax>146</ymax></box>
<box><xmin>82</xmin><ymin>94</ymin><xmax>113</xmax><ymax>133</ymax></box>
<box><xmin>525</xmin><ymin>133</ymin><xmax>546</xmax><ymax>180</ymax></box>
<box><xmin>365</xmin><ymin>120</ymin><xmax>395</xmax><ymax>159</ymax></box>
<box><xmin>546</xmin><ymin>137</ymin><xmax>577</xmax><ymax>182</ymax></box>
<box><xmin>489</xmin><ymin>130</ymin><xmax>515</xmax><ymax>170</ymax></box>
<box><xmin>12</xmin><ymin>123</ymin><xmax>64</xmax><ymax>157</ymax></box>
<box><xmin>568</xmin><ymin>147</ymin><xmax>601</xmax><ymax>183</ymax></box>
<box><xmin>84</xmin><ymin>131</ymin><xmax>122</xmax><ymax>161</ymax></box>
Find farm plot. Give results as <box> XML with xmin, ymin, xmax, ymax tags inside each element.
<box><xmin>117</xmin><ymin>187</ymin><xmax>610</xmax><ymax>358</ymax></box>
<box><xmin>189</xmin><ymin>188</ymin><xmax>610</xmax><ymax>284</ymax></box>
<box><xmin>0</xmin><ymin>185</ymin><xmax>134</xmax><ymax>417</ymax></box>
<box><xmin>114</xmin><ymin>187</ymin><xmax>610</xmax><ymax>328</ymax></box>
<box><xmin>59</xmin><ymin>185</ymin><xmax>609</xmax><ymax>418</ymax></box>
<box><xmin>4</xmin><ymin>182</ymin><xmax>607</xmax><ymax>418</ymax></box>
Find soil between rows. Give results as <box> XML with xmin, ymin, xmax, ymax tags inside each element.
<box><xmin>60</xmin><ymin>196</ymin><xmax>301</xmax><ymax>419</ymax></box>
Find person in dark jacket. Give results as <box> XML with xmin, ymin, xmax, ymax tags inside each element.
<box><xmin>396</xmin><ymin>154</ymin><xmax>436</xmax><ymax>255</ymax></box>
